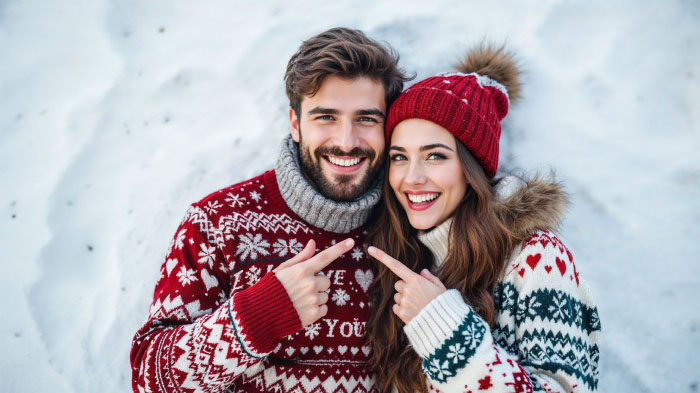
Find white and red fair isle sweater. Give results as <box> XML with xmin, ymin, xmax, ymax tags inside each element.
<box><xmin>131</xmin><ymin>136</ymin><xmax>382</xmax><ymax>393</ymax></box>
<box><xmin>405</xmin><ymin>179</ymin><xmax>601</xmax><ymax>393</ymax></box>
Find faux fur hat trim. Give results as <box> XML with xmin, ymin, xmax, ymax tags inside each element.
<box><xmin>494</xmin><ymin>176</ymin><xmax>568</xmax><ymax>239</ymax></box>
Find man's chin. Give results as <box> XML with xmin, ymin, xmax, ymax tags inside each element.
<box><xmin>315</xmin><ymin>172</ymin><xmax>372</xmax><ymax>201</ymax></box>
<box><xmin>301</xmin><ymin>156</ymin><xmax>382</xmax><ymax>201</ymax></box>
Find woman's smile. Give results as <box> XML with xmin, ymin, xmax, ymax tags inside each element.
<box><xmin>388</xmin><ymin>119</ymin><xmax>468</xmax><ymax>230</ymax></box>
<box><xmin>404</xmin><ymin>191</ymin><xmax>441</xmax><ymax>211</ymax></box>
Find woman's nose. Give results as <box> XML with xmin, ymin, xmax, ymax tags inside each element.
<box><xmin>404</xmin><ymin>161</ymin><xmax>427</xmax><ymax>185</ymax></box>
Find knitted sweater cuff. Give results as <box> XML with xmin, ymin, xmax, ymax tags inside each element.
<box><xmin>404</xmin><ymin>289</ymin><xmax>471</xmax><ymax>359</ymax></box>
<box><xmin>229</xmin><ymin>272</ymin><xmax>302</xmax><ymax>356</ymax></box>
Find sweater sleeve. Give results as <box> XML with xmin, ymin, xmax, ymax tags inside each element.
<box><xmin>403</xmin><ymin>231</ymin><xmax>601</xmax><ymax>393</ymax></box>
<box><xmin>130</xmin><ymin>205</ymin><xmax>302</xmax><ymax>393</ymax></box>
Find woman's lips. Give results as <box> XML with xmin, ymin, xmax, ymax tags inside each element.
<box><xmin>405</xmin><ymin>192</ymin><xmax>441</xmax><ymax>211</ymax></box>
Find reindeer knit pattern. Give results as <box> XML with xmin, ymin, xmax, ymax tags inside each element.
<box><xmin>410</xmin><ymin>218</ymin><xmax>601</xmax><ymax>393</ymax></box>
<box><xmin>130</xmin><ymin>137</ymin><xmax>381</xmax><ymax>392</ymax></box>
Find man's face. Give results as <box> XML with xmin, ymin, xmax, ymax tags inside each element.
<box><xmin>290</xmin><ymin>75</ymin><xmax>386</xmax><ymax>202</ymax></box>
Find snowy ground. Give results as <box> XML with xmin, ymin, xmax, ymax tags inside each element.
<box><xmin>1</xmin><ymin>1</ymin><xmax>699</xmax><ymax>392</ymax></box>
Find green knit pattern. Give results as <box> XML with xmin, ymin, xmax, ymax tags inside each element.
<box><xmin>422</xmin><ymin>281</ymin><xmax>600</xmax><ymax>389</ymax></box>
<box><xmin>409</xmin><ymin>226</ymin><xmax>601</xmax><ymax>392</ymax></box>
<box><xmin>422</xmin><ymin>307</ymin><xmax>487</xmax><ymax>382</ymax></box>
<box><xmin>492</xmin><ymin>282</ymin><xmax>601</xmax><ymax>391</ymax></box>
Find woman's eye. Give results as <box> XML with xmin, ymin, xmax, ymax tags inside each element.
<box><xmin>390</xmin><ymin>154</ymin><xmax>407</xmax><ymax>161</ymax></box>
<box><xmin>427</xmin><ymin>153</ymin><xmax>447</xmax><ymax>160</ymax></box>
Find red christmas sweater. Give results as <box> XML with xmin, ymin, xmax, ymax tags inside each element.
<box><xmin>131</xmin><ymin>170</ymin><xmax>377</xmax><ymax>392</ymax></box>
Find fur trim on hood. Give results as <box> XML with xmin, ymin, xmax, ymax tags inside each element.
<box><xmin>494</xmin><ymin>176</ymin><xmax>569</xmax><ymax>240</ymax></box>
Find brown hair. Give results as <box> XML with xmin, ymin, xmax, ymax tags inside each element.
<box><xmin>284</xmin><ymin>27</ymin><xmax>412</xmax><ymax>116</ymax></box>
<box><xmin>365</xmin><ymin>138</ymin><xmax>527</xmax><ymax>393</ymax></box>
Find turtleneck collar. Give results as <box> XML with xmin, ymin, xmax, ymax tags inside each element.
<box><xmin>274</xmin><ymin>135</ymin><xmax>383</xmax><ymax>234</ymax></box>
<box><xmin>417</xmin><ymin>217</ymin><xmax>453</xmax><ymax>268</ymax></box>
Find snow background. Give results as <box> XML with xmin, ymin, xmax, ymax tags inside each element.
<box><xmin>1</xmin><ymin>0</ymin><xmax>699</xmax><ymax>391</ymax></box>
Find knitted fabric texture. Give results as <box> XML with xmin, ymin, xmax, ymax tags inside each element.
<box><xmin>275</xmin><ymin>134</ymin><xmax>383</xmax><ymax>233</ymax></box>
<box><xmin>410</xmin><ymin>216</ymin><xmax>601</xmax><ymax>392</ymax></box>
<box><xmin>417</xmin><ymin>218</ymin><xmax>451</xmax><ymax>266</ymax></box>
<box><xmin>131</xmin><ymin>139</ymin><xmax>384</xmax><ymax>392</ymax></box>
<box><xmin>385</xmin><ymin>73</ymin><xmax>509</xmax><ymax>178</ymax></box>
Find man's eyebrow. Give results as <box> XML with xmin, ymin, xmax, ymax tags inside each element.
<box><xmin>307</xmin><ymin>107</ymin><xmax>339</xmax><ymax>115</ymax></box>
<box><xmin>356</xmin><ymin>108</ymin><xmax>385</xmax><ymax>118</ymax></box>
<box><xmin>420</xmin><ymin>143</ymin><xmax>453</xmax><ymax>152</ymax></box>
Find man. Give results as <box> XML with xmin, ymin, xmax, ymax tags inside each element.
<box><xmin>130</xmin><ymin>27</ymin><xmax>410</xmax><ymax>392</ymax></box>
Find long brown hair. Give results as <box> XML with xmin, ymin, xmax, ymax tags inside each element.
<box><xmin>365</xmin><ymin>138</ymin><xmax>525</xmax><ymax>393</ymax></box>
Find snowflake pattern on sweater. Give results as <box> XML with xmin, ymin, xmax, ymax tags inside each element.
<box><xmin>130</xmin><ymin>170</ymin><xmax>378</xmax><ymax>393</ymax></box>
<box><xmin>404</xmin><ymin>230</ymin><xmax>600</xmax><ymax>393</ymax></box>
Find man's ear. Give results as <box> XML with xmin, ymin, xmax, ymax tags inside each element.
<box><xmin>289</xmin><ymin>108</ymin><xmax>301</xmax><ymax>142</ymax></box>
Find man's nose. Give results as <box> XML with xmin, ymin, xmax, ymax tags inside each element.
<box><xmin>334</xmin><ymin>120</ymin><xmax>360</xmax><ymax>153</ymax></box>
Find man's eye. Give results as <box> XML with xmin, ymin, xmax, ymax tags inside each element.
<box><xmin>390</xmin><ymin>154</ymin><xmax>407</xmax><ymax>161</ymax></box>
<box><xmin>316</xmin><ymin>115</ymin><xmax>334</xmax><ymax>121</ymax></box>
<box><xmin>358</xmin><ymin>116</ymin><xmax>378</xmax><ymax>123</ymax></box>
<box><xmin>427</xmin><ymin>153</ymin><xmax>447</xmax><ymax>160</ymax></box>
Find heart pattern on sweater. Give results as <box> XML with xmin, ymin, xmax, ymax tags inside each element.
<box><xmin>338</xmin><ymin>345</ymin><xmax>348</xmax><ymax>355</ymax></box>
<box><xmin>200</xmin><ymin>269</ymin><xmax>219</xmax><ymax>291</ymax></box>
<box><xmin>526</xmin><ymin>254</ymin><xmax>541</xmax><ymax>270</ymax></box>
<box><xmin>355</xmin><ymin>269</ymin><xmax>374</xmax><ymax>292</ymax></box>
<box><xmin>166</xmin><ymin>258</ymin><xmax>178</xmax><ymax>275</ymax></box>
<box><xmin>313</xmin><ymin>346</ymin><xmax>323</xmax><ymax>354</ymax></box>
<box><xmin>556</xmin><ymin>257</ymin><xmax>567</xmax><ymax>276</ymax></box>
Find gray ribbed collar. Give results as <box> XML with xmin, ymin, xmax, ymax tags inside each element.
<box><xmin>274</xmin><ymin>135</ymin><xmax>383</xmax><ymax>234</ymax></box>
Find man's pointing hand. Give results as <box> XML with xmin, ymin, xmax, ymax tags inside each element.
<box><xmin>274</xmin><ymin>238</ymin><xmax>355</xmax><ymax>326</ymax></box>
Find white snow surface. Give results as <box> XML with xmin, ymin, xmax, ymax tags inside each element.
<box><xmin>1</xmin><ymin>1</ymin><xmax>699</xmax><ymax>392</ymax></box>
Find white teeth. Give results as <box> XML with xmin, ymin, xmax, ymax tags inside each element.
<box><xmin>328</xmin><ymin>156</ymin><xmax>361</xmax><ymax>167</ymax></box>
<box><xmin>407</xmin><ymin>193</ymin><xmax>439</xmax><ymax>203</ymax></box>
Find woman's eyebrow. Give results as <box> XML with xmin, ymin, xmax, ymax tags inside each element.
<box><xmin>420</xmin><ymin>143</ymin><xmax>453</xmax><ymax>152</ymax></box>
<box><xmin>389</xmin><ymin>143</ymin><xmax>454</xmax><ymax>152</ymax></box>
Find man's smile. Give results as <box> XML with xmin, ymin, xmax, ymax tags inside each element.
<box><xmin>323</xmin><ymin>155</ymin><xmax>367</xmax><ymax>173</ymax></box>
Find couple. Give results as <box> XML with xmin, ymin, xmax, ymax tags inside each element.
<box><xmin>130</xmin><ymin>27</ymin><xmax>600</xmax><ymax>393</ymax></box>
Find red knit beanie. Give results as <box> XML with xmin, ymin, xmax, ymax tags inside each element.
<box><xmin>385</xmin><ymin>46</ymin><xmax>520</xmax><ymax>179</ymax></box>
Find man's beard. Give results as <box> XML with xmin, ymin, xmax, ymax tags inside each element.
<box><xmin>298</xmin><ymin>138</ymin><xmax>384</xmax><ymax>202</ymax></box>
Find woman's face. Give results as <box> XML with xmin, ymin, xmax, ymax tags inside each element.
<box><xmin>388</xmin><ymin>119</ymin><xmax>468</xmax><ymax>230</ymax></box>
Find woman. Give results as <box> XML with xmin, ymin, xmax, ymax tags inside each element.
<box><xmin>365</xmin><ymin>46</ymin><xmax>601</xmax><ymax>393</ymax></box>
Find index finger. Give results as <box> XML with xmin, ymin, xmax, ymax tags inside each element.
<box><xmin>368</xmin><ymin>246</ymin><xmax>417</xmax><ymax>281</ymax></box>
<box><xmin>306</xmin><ymin>238</ymin><xmax>355</xmax><ymax>273</ymax></box>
